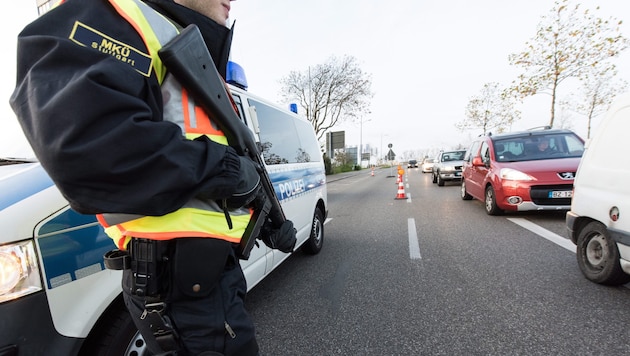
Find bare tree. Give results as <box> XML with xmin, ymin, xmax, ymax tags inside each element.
<box><xmin>508</xmin><ymin>0</ymin><xmax>628</xmax><ymax>127</ymax></box>
<box><xmin>259</xmin><ymin>141</ymin><xmax>288</xmax><ymax>165</ymax></box>
<box><xmin>554</xmin><ymin>102</ymin><xmax>576</xmax><ymax>131</ymax></box>
<box><xmin>332</xmin><ymin>150</ymin><xmax>350</xmax><ymax>166</ymax></box>
<box><xmin>279</xmin><ymin>55</ymin><xmax>373</xmax><ymax>140</ymax></box>
<box><xmin>456</xmin><ymin>82</ymin><xmax>521</xmax><ymax>136</ymax></box>
<box><xmin>572</xmin><ymin>65</ymin><xmax>628</xmax><ymax>138</ymax></box>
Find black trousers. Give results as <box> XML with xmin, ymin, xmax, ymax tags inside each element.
<box><xmin>122</xmin><ymin>238</ymin><xmax>259</xmax><ymax>356</ymax></box>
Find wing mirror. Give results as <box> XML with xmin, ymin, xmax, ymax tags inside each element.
<box><xmin>472</xmin><ymin>156</ymin><xmax>485</xmax><ymax>167</ymax></box>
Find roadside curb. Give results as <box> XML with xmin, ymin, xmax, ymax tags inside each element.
<box><xmin>325</xmin><ymin>171</ymin><xmax>362</xmax><ymax>183</ymax></box>
<box><xmin>326</xmin><ymin>168</ymin><xmax>392</xmax><ymax>183</ymax></box>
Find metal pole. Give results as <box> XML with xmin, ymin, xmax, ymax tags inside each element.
<box><xmin>358</xmin><ymin>117</ymin><xmax>362</xmax><ymax>167</ymax></box>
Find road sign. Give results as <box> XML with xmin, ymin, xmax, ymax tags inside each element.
<box><xmin>386</xmin><ymin>149</ymin><xmax>396</xmax><ymax>161</ymax></box>
<box><xmin>327</xmin><ymin>131</ymin><xmax>345</xmax><ymax>150</ymax></box>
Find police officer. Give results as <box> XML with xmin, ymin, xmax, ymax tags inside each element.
<box><xmin>10</xmin><ymin>0</ymin><xmax>295</xmax><ymax>355</ymax></box>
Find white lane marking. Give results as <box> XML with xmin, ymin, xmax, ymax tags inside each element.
<box><xmin>406</xmin><ymin>192</ymin><xmax>412</xmax><ymax>203</ymax></box>
<box><xmin>408</xmin><ymin>218</ymin><xmax>422</xmax><ymax>259</ymax></box>
<box><xmin>324</xmin><ymin>218</ymin><xmax>333</xmax><ymax>225</ymax></box>
<box><xmin>507</xmin><ymin>218</ymin><xmax>576</xmax><ymax>253</ymax></box>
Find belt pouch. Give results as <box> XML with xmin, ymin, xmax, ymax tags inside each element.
<box><xmin>173</xmin><ymin>238</ymin><xmax>231</xmax><ymax>298</ymax></box>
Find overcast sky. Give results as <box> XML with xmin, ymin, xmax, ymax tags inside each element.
<box><xmin>2</xmin><ymin>1</ymin><xmax>629</xmax><ymax>159</ymax></box>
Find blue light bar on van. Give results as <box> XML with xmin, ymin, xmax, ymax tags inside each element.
<box><xmin>289</xmin><ymin>103</ymin><xmax>298</xmax><ymax>113</ymax></box>
<box><xmin>227</xmin><ymin>61</ymin><xmax>248</xmax><ymax>90</ymax></box>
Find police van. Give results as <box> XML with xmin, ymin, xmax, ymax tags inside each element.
<box><xmin>0</xmin><ymin>68</ymin><xmax>327</xmax><ymax>355</ymax></box>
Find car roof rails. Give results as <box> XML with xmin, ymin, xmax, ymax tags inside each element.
<box><xmin>527</xmin><ymin>125</ymin><xmax>551</xmax><ymax>131</ymax></box>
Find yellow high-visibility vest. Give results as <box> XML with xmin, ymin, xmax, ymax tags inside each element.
<box><xmin>96</xmin><ymin>0</ymin><xmax>250</xmax><ymax>250</ymax></box>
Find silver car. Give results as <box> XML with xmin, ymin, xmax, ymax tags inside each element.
<box><xmin>432</xmin><ymin>150</ymin><xmax>466</xmax><ymax>186</ymax></box>
<box><xmin>421</xmin><ymin>158</ymin><xmax>434</xmax><ymax>173</ymax></box>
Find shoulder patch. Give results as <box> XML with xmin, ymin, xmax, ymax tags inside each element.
<box><xmin>69</xmin><ymin>21</ymin><xmax>153</xmax><ymax>77</ymax></box>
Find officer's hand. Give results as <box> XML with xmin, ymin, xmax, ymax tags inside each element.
<box><xmin>261</xmin><ymin>220</ymin><xmax>297</xmax><ymax>253</ymax></box>
<box><xmin>224</xmin><ymin>156</ymin><xmax>261</xmax><ymax>210</ymax></box>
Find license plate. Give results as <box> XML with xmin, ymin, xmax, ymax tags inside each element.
<box><xmin>549</xmin><ymin>190</ymin><xmax>572</xmax><ymax>198</ymax></box>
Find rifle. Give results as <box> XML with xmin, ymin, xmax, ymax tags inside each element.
<box><xmin>158</xmin><ymin>25</ymin><xmax>295</xmax><ymax>259</ymax></box>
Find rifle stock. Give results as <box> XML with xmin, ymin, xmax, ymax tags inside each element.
<box><xmin>158</xmin><ymin>25</ymin><xmax>291</xmax><ymax>259</ymax></box>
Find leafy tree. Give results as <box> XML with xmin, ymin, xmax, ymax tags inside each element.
<box><xmin>508</xmin><ymin>0</ymin><xmax>628</xmax><ymax>127</ymax></box>
<box><xmin>456</xmin><ymin>82</ymin><xmax>521</xmax><ymax>135</ymax></box>
<box><xmin>570</xmin><ymin>64</ymin><xmax>628</xmax><ymax>138</ymax></box>
<box><xmin>279</xmin><ymin>55</ymin><xmax>373</xmax><ymax>140</ymax></box>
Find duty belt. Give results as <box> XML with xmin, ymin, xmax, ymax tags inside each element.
<box><xmin>103</xmin><ymin>249</ymin><xmax>131</xmax><ymax>270</ymax></box>
<box><xmin>103</xmin><ymin>240</ymin><xmax>180</xmax><ymax>354</ymax></box>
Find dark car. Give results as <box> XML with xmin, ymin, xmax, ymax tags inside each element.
<box><xmin>461</xmin><ymin>128</ymin><xmax>584</xmax><ymax>215</ymax></box>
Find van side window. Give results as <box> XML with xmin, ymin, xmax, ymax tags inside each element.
<box><xmin>294</xmin><ymin>119</ymin><xmax>322</xmax><ymax>163</ymax></box>
<box><xmin>250</xmin><ymin>99</ymin><xmax>321</xmax><ymax>165</ymax></box>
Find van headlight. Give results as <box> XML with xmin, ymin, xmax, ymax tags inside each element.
<box><xmin>0</xmin><ymin>240</ymin><xmax>43</xmax><ymax>303</ymax></box>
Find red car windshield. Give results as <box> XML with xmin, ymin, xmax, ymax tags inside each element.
<box><xmin>493</xmin><ymin>133</ymin><xmax>584</xmax><ymax>162</ymax></box>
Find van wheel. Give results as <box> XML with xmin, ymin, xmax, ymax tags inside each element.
<box><xmin>576</xmin><ymin>221</ymin><xmax>630</xmax><ymax>285</ymax></box>
<box><xmin>461</xmin><ymin>181</ymin><xmax>472</xmax><ymax>200</ymax></box>
<box><xmin>484</xmin><ymin>186</ymin><xmax>502</xmax><ymax>215</ymax></box>
<box><xmin>302</xmin><ymin>208</ymin><xmax>324</xmax><ymax>255</ymax></box>
<box><xmin>80</xmin><ymin>298</ymin><xmax>149</xmax><ymax>356</ymax></box>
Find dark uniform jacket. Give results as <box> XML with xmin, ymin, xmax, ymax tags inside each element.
<box><xmin>10</xmin><ymin>0</ymin><xmax>240</xmax><ymax>216</ymax></box>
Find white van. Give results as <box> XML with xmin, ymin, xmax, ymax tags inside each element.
<box><xmin>566</xmin><ymin>93</ymin><xmax>630</xmax><ymax>285</ymax></box>
<box><xmin>0</xmin><ymin>78</ymin><xmax>327</xmax><ymax>355</ymax></box>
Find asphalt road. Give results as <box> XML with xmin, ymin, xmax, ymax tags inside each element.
<box><xmin>245</xmin><ymin>167</ymin><xmax>630</xmax><ymax>356</ymax></box>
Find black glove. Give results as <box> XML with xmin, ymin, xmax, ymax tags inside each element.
<box><xmin>261</xmin><ymin>220</ymin><xmax>297</xmax><ymax>253</ymax></box>
<box><xmin>223</xmin><ymin>156</ymin><xmax>262</xmax><ymax>210</ymax></box>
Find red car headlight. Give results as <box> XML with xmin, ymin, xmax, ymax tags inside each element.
<box><xmin>499</xmin><ymin>168</ymin><xmax>535</xmax><ymax>181</ymax></box>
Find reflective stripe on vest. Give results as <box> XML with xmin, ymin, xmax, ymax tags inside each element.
<box><xmin>108</xmin><ymin>0</ymin><xmax>176</xmax><ymax>83</ymax></box>
<box><xmin>98</xmin><ymin>207</ymin><xmax>252</xmax><ymax>250</ymax></box>
<box><xmin>182</xmin><ymin>88</ymin><xmax>229</xmax><ymax>144</ymax></box>
<box><xmin>98</xmin><ymin>0</ymin><xmax>249</xmax><ymax>249</ymax></box>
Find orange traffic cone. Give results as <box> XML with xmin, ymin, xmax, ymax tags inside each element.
<box><xmin>395</xmin><ymin>180</ymin><xmax>407</xmax><ymax>199</ymax></box>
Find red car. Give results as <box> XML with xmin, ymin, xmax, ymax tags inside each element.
<box><xmin>461</xmin><ymin>128</ymin><xmax>585</xmax><ymax>215</ymax></box>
